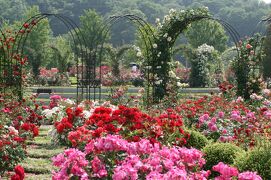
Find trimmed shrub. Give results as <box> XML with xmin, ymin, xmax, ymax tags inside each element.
<box><xmin>235</xmin><ymin>141</ymin><xmax>271</xmax><ymax>179</ymax></box>
<box><xmin>203</xmin><ymin>143</ymin><xmax>244</xmax><ymax>171</ymax></box>
<box><xmin>185</xmin><ymin>130</ymin><xmax>209</xmax><ymax>150</ymax></box>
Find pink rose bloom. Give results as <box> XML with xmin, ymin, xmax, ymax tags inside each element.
<box><xmin>218</xmin><ymin>111</ymin><xmax>225</xmax><ymax>118</ymax></box>
<box><xmin>52</xmin><ymin>148</ymin><xmax>89</xmax><ymax>179</ymax></box>
<box><xmin>211</xmin><ymin>117</ymin><xmax>217</xmax><ymax>123</ymax></box>
<box><xmin>203</xmin><ymin>114</ymin><xmax>210</xmax><ymax>121</ymax></box>
<box><xmin>231</xmin><ymin>111</ymin><xmax>241</xmax><ymax>121</ymax></box>
<box><xmin>146</xmin><ymin>171</ymin><xmax>164</xmax><ymax>180</ymax></box>
<box><xmin>210</xmin><ymin>125</ymin><xmax>218</xmax><ymax>132</ymax></box>
<box><xmin>50</xmin><ymin>95</ymin><xmax>62</xmax><ymax>100</ymax></box>
<box><xmin>246</xmin><ymin>44</ymin><xmax>252</xmax><ymax>49</ymax></box>
<box><xmin>238</xmin><ymin>171</ymin><xmax>262</xmax><ymax>180</ymax></box>
<box><xmin>91</xmin><ymin>156</ymin><xmax>107</xmax><ymax>178</ymax></box>
<box><xmin>263</xmin><ymin>110</ymin><xmax>271</xmax><ymax>119</ymax></box>
<box><xmin>213</xmin><ymin>162</ymin><xmax>238</xmax><ymax>178</ymax></box>
<box><xmin>246</xmin><ymin>112</ymin><xmax>256</xmax><ymax>120</ymax></box>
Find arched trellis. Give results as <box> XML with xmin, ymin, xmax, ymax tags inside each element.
<box><xmin>7</xmin><ymin>13</ymin><xmax>88</xmax><ymax>100</ymax></box>
<box><xmin>150</xmin><ymin>8</ymin><xmax>241</xmax><ymax>102</ymax></box>
<box><xmin>87</xmin><ymin>14</ymin><xmax>157</xmax><ymax>105</ymax></box>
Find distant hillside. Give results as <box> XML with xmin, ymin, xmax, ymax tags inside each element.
<box><xmin>0</xmin><ymin>0</ymin><xmax>270</xmax><ymax>45</ymax></box>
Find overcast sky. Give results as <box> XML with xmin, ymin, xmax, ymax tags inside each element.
<box><xmin>263</xmin><ymin>0</ymin><xmax>271</xmax><ymax>3</ymax></box>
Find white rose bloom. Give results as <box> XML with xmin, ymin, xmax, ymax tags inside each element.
<box><xmin>169</xmin><ymin>9</ymin><xmax>176</xmax><ymax>15</ymax></box>
<box><xmin>64</xmin><ymin>98</ymin><xmax>75</xmax><ymax>105</ymax></box>
<box><xmin>167</xmin><ymin>37</ymin><xmax>172</xmax><ymax>42</ymax></box>
<box><xmin>163</xmin><ymin>15</ymin><xmax>170</xmax><ymax>23</ymax></box>
<box><xmin>177</xmin><ymin>82</ymin><xmax>182</xmax><ymax>87</ymax></box>
<box><xmin>152</xmin><ymin>44</ymin><xmax>158</xmax><ymax>49</ymax></box>
<box><xmin>83</xmin><ymin>110</ymin><xmax>92</xmax><ymax>119</ymax></box>
<box><xmin>155</xmin><ymin>80</ymin><xmax>163</xmax><ymax>85</ymax></box>
<box><xmin>157</xmin><ymin>52</ymin><xmax>161</xmax><ymax>57</ymax></box>
<box><xmin>136</xmin><ymin>51</ymin><xmax>142</xmax><ymax>57</ymax></box>
<box><xmin>155</xmin><ymin>18</ymin><xmax>160</xmax><ymax>24</ymax></box>
<box><xmin>169</xmin><ymin>70</ymin><xmax>176</xmax><ymax>78</ymax></box>
<box><xmin>157</xmin><ymin>23</ymin><xmax>162</xmax><ymax>29</ymax></box>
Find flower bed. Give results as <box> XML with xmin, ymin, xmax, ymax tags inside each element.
<box><xmin>0</xmin><ymin>94</ymin><xmax>43</xmax><ymax>176</ymax></box>
<box><xmin>52</xmin><ymin>134</ymin><xmax>261</xmax><ymax>179</ymax></box>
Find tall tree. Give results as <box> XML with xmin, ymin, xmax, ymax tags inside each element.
<box><xmin>79</xmin><ymin>9</ymin><xmax>108</xmax><ymax>49</ymax></box>
<box><xmin>185</xmin><ymin>20</ymin><xmax>228</xmax><ymax>52</ymax></box>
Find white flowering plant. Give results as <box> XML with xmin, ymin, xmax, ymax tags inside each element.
<box><xmin>190</xmin><ymin>44</ymin><xmax>223</xmax><ymax>87</ymax></box>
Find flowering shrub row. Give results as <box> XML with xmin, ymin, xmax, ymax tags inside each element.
<box><xmin>52</xmin><ymin>134</ymin><xmax>261</xmax><ymax>180</ymax></box>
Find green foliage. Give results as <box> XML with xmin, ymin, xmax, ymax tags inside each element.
<box><xmin>185</xmin><ymin>20</ymin><xmax>228</xmax><ymax>52</ymax></box>
<box><xmin>203</xmin><ymin>142</ymin><xmax>244</xmax><ymax>171</ymax></box>
<box><xmin>47</xmin><ymin>36</ymin><xmax>74</xmax><ymax>73</ymax></box>
<box><xmin>103</xmin><ymin>44</ymin><xmax>132</xmax><ymax>77</ymax></box>
<box><xmin>0</xmin><ymin>0</ymin><xmax>27</xmax><ymax>22</ymax></box>
<box><xmin>232</xmin><ymin>34</ymin><xmax>265</xmax><ymax>99</ymax></box>
<box><xmin>0</xmin><ymin>144</ymin><xmax>26</xmax><ymax>175</ymax></box>
<box><xmin>79</xmin><ymin>9</ymin><xmax>108</xmax><ymax>50</ymax></box>
<box><xmin>185</xmin><ymin>129</ymin><xmax>209</xmax><ymax>150</ymax></box>
<box><xmin>234</xmin><ymin>140</ymin><xmax>271</xmax><ymax>179</ymax></box>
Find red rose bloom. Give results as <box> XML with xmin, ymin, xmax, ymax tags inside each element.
<box><xmin>11</xmin><ymin>174</ymin><xmax>21</xmax><ymax>180</ymax></box>
<box><xmin>32</xmin><ymin>126</ymin><xmax>39</xmax><ymax>137</ymax></box>
<box><xmin>14</xmin><ymin>165</ymin><xmax>25</xmax><ymax>180</ymax></box>
<box><xmin>21</xmin><ymin>123</ymin><xmax>31</xmax><ymax>131</ymax></box>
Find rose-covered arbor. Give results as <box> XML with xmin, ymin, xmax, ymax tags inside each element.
<box><xmin>146</xmin><ymin>8</ymin><xmax>241</xmax><ymax>102</ymax></box>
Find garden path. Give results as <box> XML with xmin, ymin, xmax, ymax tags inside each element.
<box><xmin>22</xmin><ymin>125</ymin><xmax>64</xmax><ymax>180</ymax></box>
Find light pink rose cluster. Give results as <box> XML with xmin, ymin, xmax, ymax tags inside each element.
<box><xmin>52</xmin><ymin>148</ymin><xmax>89</xmax><ymax>180</ymax></box>
<box><xmin>213</xmin><ymin>162</ymin><xmax>262</xmax><ymax>180</ymax></box>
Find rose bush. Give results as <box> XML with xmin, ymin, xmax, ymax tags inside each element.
<box><xmin>47</xmin><ymin>99</ymin><xmax>189</xmax><ymax>148</ymax></box>
<box><xmin>0</xmin><ymin>94</ymin><xmax>43</xmax><ymax>176</ymax></box>
<box><xmin>52</xmin><ymin>134</ymin><xmax>261</xmax><ymax>180</ymax></box>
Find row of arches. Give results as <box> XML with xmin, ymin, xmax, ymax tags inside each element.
<box><xmin>0</xmin><ymin>8</ymin><xmax>267</xmax><ymax>104</ymax></box>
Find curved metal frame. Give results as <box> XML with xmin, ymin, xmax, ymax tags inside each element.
<box><xmin>8</xmin><ymin>13</ymin><xmax>88</xmax><ymax>101</ymax></box>
<box><xmin>88</xmin><ymin>14</ymin><xmax>156</xmax><ymax>104</ymax></box>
